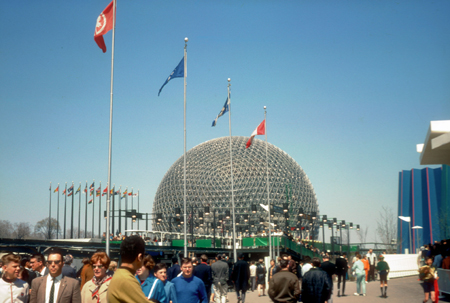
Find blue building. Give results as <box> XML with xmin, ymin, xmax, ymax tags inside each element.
<box><xmin>398</xmin><ymin>165</ymin><xmax>450</xmax><ymax>253</ymax></box>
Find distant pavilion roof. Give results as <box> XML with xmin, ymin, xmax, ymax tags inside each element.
<box><xmin>417</xmin><ymin>120</ymin><xmax>450</xmax><ymax>165</ymax></box>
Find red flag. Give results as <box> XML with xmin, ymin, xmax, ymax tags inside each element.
<box><xmin>246</xmin><ymin>120</ymin><xmax>265</xmax><ymax>148</ymax></box>
<box><xmin>94</xmin><ymin>1</ymin><xmax>115</xmax><ymax>53</ymax></box>
<box><xmin>102</xmin><ymin>187</ymin><xmax>108</xmax><ymax>196</ymax></box>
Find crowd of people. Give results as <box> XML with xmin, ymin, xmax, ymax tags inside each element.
<box><xmin>0</xmin><ymin>238</ymin><xmax>397</xmax><ymax>303</ymax></box>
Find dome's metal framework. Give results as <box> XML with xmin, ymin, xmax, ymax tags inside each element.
<box><xmin>152</xmin><ymin>136</ymin><xmax>319</xmax><ymax>238</ymax></box>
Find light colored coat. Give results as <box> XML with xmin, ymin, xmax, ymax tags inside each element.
<box><xmin>81</xmin><ymin>279</ymin><xmax>110</xmax><ymax>303</ymax></box>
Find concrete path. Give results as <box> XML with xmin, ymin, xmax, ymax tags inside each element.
<box><xmin>222</xmin><ymin>276</ymin><xmax>449</xmax><ymax>303</ymax></box>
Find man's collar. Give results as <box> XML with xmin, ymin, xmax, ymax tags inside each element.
<box><xmin>47</xmin><ymin>273</ymin><xmax>63</xmax><ymax>282</ymax></box>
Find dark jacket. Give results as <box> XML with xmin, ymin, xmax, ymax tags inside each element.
<box><xmin>211</xmin><ymin>260</ymin><xmax>229</xmax><ymax>286</ymax></box>
<box><xmin>194</xmin><ymin>263</ymin><xmax>212</xmax><ymax>291</ymax></box>
<box><xmin>167</xmin><ymin>264</ymin><xmax>181</xmax><ymax>282</ymax></box>
<box><xmin>301</xmin><ymin>267</ymin><xmax>331</xmax><ymax>303</ymax></box>
<box><xmin>268</xmin><ymin>270</ymin><xmax>301</xmax><ymax>303</ymax></box>
<box><xmin>256</xmin><ymin>263</ymin><xmax>266</xmax><ymax>284</ymax></box>
<box><xmin>320</xmin><ymin>261</ymin><xmax>335</xmax><ymax>293</ymax></box>
<box><xmin>62</xmin><ymin>265</ymin><xmax>77</xmax><ymax>279</ymax></box>
<box><xmin>335</xmin><ymin>257</ymin><xmax>348</xmax><ymax>275</ymax></box>
<box><xmin>231</xmin><ymin>260</ymin><xmax>250</xmax><ymax>292</ymax></box>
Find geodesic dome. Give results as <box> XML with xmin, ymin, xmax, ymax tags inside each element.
<box><xmin>152</xmin><ymin>136</ymin><xmax>318</xmax><ymax>236</ymax></box>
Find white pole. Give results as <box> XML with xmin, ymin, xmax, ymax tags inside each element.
<box><xmin>228</xmin><ymin>78</ymin><xmax>237</xmax><ymax>263</ymax></box>
<box><xmin>409</xmin><ymin>221</ymin><xmax>412</xmax><ymax>254</ymax></box>
<box><xmin>105</xmin><ymin>0</ymin><xmax>117</xmax><ymax>256</ymax></box>
<box><xmin>264</xmin><ymin>106</ymin><xmax>272</xmax><ymax>261</ymax></box>
<box><xmin>183</xmin><ymin>37</ymin><xmax>188</xmax><ymax>257</ymax></box>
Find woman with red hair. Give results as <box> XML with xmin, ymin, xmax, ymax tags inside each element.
<box><xmin>81</xmin><ymin>252</ymin><xmax>112</xmax><ymax>303</ymax></box>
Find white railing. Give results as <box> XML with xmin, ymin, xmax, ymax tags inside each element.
<box><xmin>383</xmin><ymin>253</ymin><xmax>420</xmax><ymax>278</ymax></box>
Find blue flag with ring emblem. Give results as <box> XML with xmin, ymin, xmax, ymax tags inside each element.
<box><xmin>158</xmin><ymin>57</ymin><xmax>184</xmax><ymax>96</ymax></box>
<box><xmin>211</xmin><ymin>96</ymin><xmax>230</xmax><ymax>127</ymax></box>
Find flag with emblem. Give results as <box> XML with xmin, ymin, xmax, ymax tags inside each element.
<box><xmin>158</xmin><ymin>58</ymin><xmax>184</xmax><ymax>96</ymax></box>
<box><xmin>212</xmin><ymin>97</ymin><xmax>230</xmax><ymax>127</ymax></box>
<box><xmin>94</xmin><ymin>1</ymin><xmax>115</xmax><ymax>53</ymax></box>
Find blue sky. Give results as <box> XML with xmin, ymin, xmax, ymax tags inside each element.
<box><xmin>1</xmin><ymin>1</ymin><xmax>449</xmax><ymax>242</ymax></box>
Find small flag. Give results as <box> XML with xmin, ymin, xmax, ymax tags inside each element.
<box><xmin>122</xmin><ymin>190</ymin><xmax>128</xmax><ymax>197</ymax></box>
<box><xmin>115</xmin><ymin>190</ymin><xmax>120</xmax><ymax>195</ymax></box>
<box><xmin>246</xmin><ymin>119</ymin><xmax>265</xmax><ymax>148</ymax></box>
<box><xmin>75</xmin><ymin>185</ymin><xmax>81</xmax><ymax>195</ymax></box>
<box><xmin>94</xmin><ymin>1</ymin><xmax>115</xmax><ymax>53</ymax></box>
<box><xmin>212</xmin><ymin>97</ymin><xmax>230</xmax><ymax>127</ymax></box>
<box><xmin>88</xmin><ymin>199</ymin><xmax>93</xmax><ymax>204</ymax></box>
<box><xmin>89</xmin><ymin>182</ymin><xmax>95</xmax><ymax>191</ymax></box>
<box><xmin>54</xmin><ymin>186</ymin><xmax>59</xmax><ymax>193</ymax></box>
<box><xmin>158</xmin><ymin>57</ymin><xmax>184</xmax><ymax>96</ymax></box>
<box><xmin>84</xmin><ymin>184</ymin><xmax>88</xmax><ymax>193</ymax></box>
<box><xmin>63</xmin><ymin>188</ymin><xmax>66</xmax><ymax>195</ymax></box>
<box><xmin>102</xmin><ymin>187</ymin><xmax>108</xmax><ymax>196</ymax></box>
<box><xmin>128</xmin><ymin>192</ymin><xmax>132</xmax><ymax>196</ymax></box>
<box><xmin>96</xmin><ymin>186</ymin><xmax>101</xmax><ymax>197</ymax></box>
<box><xmin>68</xmin><ymin>192</ymin><xmax>73</xmax><ymax>197</ymax></box>
<box><xmin>133</xmin><ymin>193</ymin><xmax>139</xmax><ymax>197</ymax></box>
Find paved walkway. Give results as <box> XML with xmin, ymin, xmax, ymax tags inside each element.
<box><xmin>222</xmin><ymin>276</ymin><xmax>449</xmax><ymax>303</ymax></box>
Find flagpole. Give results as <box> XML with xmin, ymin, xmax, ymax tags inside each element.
<box><xmin>92</xmin><ymin>180</ymin><xmax>95</xmax><ymax>237</ymax></box>
<box><xmin>137</xmin><ymin>189</ymin><xmax>140</xmax><ymax>230</ymax></box>
<box><xmin>183</xmin><ymin>37</ymin><xmax>188</xmax><ymax>258</ymax></box>
<box><xmin>131</xmin><ymin>187</ymin><xmax>134</xmax><ymax>230</ymax></box>
<box><xmin>112</xmin><ymin>184</ymin><xmax>115</xmax><ymax>235</ymax></box>
<box><xmin>264</xmin><ymin>106</ymin><xmax>272</xmax><ymax>261</ymax></box>
<box><xmin>57</xmin><ymin>183</ymin><xmax>60</xmax><ymax>239</ymax></box>
<box><xmin>78</xmin><ymin>182</ymin><xmax>81</xmax><ymax>238</ymax></box>
<box><xmin>71</xmin><ymin>181</ymin><xmax>74</xmax><ymax>239</ymax></box>
<box><xmin>64</xmin><ymin>182</ymin><xmax>67</xmax><ymax>239</ymax></box>
<box><xmin>105</xmin><ymin>0</ymin><xmax>117</xmax><ymax>256</ymax></box>
<box><xmin>125</xmin><ymin>187</ymin><xmax>128</xmax><ymax>235</ymax></box>
<box><xmin>227</xmin><ymin>79</ymin><xmax>237</xmax><ymax>263</ymax></box>
<box><xmin>85</xmin><ymin>181</ymin><xmax>88</xmax><ymax>238</ymax></box>
<box><xmin>99</xmin><ymin>181</ymin><xmax>102</xmax><ymax>238</ymax></box>
<box><xmin>119</xmin><ymin>186</ymin><xmax>122</xmax><ymax>235</ymax></box>
<box><xmin>49</xmin><ymin>182</ymin><xmax>52</xmax><ymax>239</ymax></box>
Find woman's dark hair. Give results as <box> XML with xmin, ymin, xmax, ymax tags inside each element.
<box><xmin>143</xmin><ymin>255</ymin><xmax>155</xmax><ymax>271</ymax></box>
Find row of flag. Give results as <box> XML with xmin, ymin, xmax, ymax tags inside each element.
<box><xmin>94</xmin><ymin>1</ymin><xmax>266</xmax><ymax>149</ymax></box>
<box><xmin>52</xmin><ymin>184</ymin><xmax>138</xmax><ymax>199</ymax></box>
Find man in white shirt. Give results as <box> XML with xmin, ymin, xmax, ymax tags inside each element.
<box><xmin>30</xmin><ymin>248</ymin><xmax>80</xmax><ymax>303</ymax></box>
<box><xmin>0</xmin><ymin>253</ymin><xmax>29</xmax><ymax>302</ymax></box>
<box><xmin>366</xmin><ymin>249</ymin><xmax>377</xmax><ymax>282</ymax></box>
<box><xmin>301</xmin><ymin>256</ymin><xmax>312</xmax><ymax>277</ymax></box>
<box><xmin>249</xmin><ymin>261</ymin><xmax>257</xmax><ymax>292</ymax></box>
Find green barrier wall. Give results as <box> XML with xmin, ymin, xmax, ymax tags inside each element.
<box><xmin>196</xmin><ymin>239</ymin><xmax>212</xmax><ymax>248</ymax></box>
<box><xmin>172</xmin><ymin>239</ymin><xmax>184</xmax><ymax>247</ymax></box>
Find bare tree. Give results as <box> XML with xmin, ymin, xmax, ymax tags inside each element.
<box><xmin>0</xmin><ymin>220</ymin><xmax>14</xmax><ymax>238</ymax></box>
<box><xmin>13</xmin><ymin>222</ymin><xmax>33</xmax><ymax>239</ymax></box>
<box><xmin>376</xmin><ymin>206</ymin><xmax>397</xmax><ymax>253</ymax></box>
<box><xmin>35</xmin><ymin>217</ymin><xmax>60</xmax><ymax>239</ymax></box>
<box><xmin>357</xmin><ymin>225</ymin><xmax>369</xmax><ymax>244</ymax></box>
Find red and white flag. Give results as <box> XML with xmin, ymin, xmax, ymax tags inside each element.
<box><xmin>246</xmin><ymin>119</ymin><xmax>265</xmax><ymax>148</ymax></box>
<box><xmin>94</xmin><ymin>1</ymin><xmax>115</xmax><ymax>53</ymax></box>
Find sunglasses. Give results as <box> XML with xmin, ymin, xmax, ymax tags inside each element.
<box><xmin>46</xmin><ymin>260</ymin><xmax>61</xmax><ymax>265</ymax></box>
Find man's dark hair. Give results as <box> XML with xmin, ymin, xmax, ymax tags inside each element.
<box><xmin>280</xmin><ymin>259</ymin><xmax>289</xmax><ymax>269</ymax></box>
<box><xmin>181</xmin><ymin>257</ymin><xmax>192</xmax><ymax>266</ymax></box>
<box><xmin>303</xmin><ymin>256</ymin><xmax>311</xmax><ymax>263</ymax></box>
<box><xmin>216</xmin><ymin>254</ymin><xmax>222</xmax><ymax>260</ymax></box>
<box><xmin>172</xmin><ymin>257</ymin><xmax>178</xmax><ymax>264</ymax></box>
<box><xmin>120</xmin><ymin>235</ymin><xmax>145</xmax><ymax>263</ymax></box>
<box><xmin>154</xmin><ymin>262</ymin><xmax>167</xmax><ymax>273</ymax></box>
<box><xmin>47</xmin><ymin>248</ymin><xmax>64</xmax><ymax>262</ymax></box>
<box><xmin>201</xmin><ymin>254</ymin><xmax>208</xmax><ymax>263</ymax></box>
<box><xmin>31</xmin><ymin>253</ymin><xmax>46</xmax><ymax>264</ymax></box>
<box><xmin>312</xmin><ymin>257</ymin><xmax>321</xmax><ymax>267</ymax></box>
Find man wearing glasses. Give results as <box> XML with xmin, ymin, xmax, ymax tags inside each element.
<box><xmin>30</xmin><ymin>253</ymin><xmax>49</xmax><ymax>277</ymax></box>
<box><xmin>30</xmin><ymin>248</ymin><xmax>81</xmax><ymax>303</ymax></box>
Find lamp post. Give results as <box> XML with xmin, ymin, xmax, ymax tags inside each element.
<box><xmin>412</xmin><ymin>226</ymin><xmax>423</xmax><ymax>253</ymax></box>
<box><xmin>399</xmin><ymin>216</ymin><xmax>412</xmax><ymax>253</ymax></box>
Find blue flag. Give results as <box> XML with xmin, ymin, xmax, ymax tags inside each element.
<box><xmin>158</xmin><ymin>57</ymin><xmax>184</xmax><ymax>96</ymax></box>
<box><xmin>212</xmin><ymin>96</ymin><xmax>230</xmax><ymax>126</ymax></box>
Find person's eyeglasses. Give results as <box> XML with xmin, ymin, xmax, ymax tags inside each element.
<box><xmin>92</xmin><ymin>265</ymin><xmax>105</xmax><ymax>269</ymax></box>
<box><xmin>46</xmin><ymin>260</ymin><xmax>61</xmax><ymax>265</ymax></box>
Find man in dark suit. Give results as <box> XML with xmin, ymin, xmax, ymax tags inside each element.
<box><xmin>231</xmin><ymin>254</ymin><xmax>250</xmax><ymax>303</ymax></box>
<box><xmin>320</xmin><ymin>255</ymin><xmax>336</xmax><ymax>303</ymax></box>
<box><xmin>167</xmin><ymin>257</ymin><xmax>181</xmax><ymax>281</ymax></box>
<box><xmin>194</xmin><ymin>254</ymin><xmax>213</xmax><ymax>301</ymax></box>
<box><xmin>30</xmin><ymin>248</ymin><xmax>81</xmax><ymax>303</ymax></box>
<box><xmin>30</xmin><ymin>253</ymin><xmax>49</xmax><ymax>277</ymax></box>
<box><xmin>211</xmin><ymin>254</ymin><xmax>229</xmax><ymax>303</ymax></box>
<box><xmin>335</xmin><ymin>253</ymin><xmax>348</xmax><ymax>297</ymax></box>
